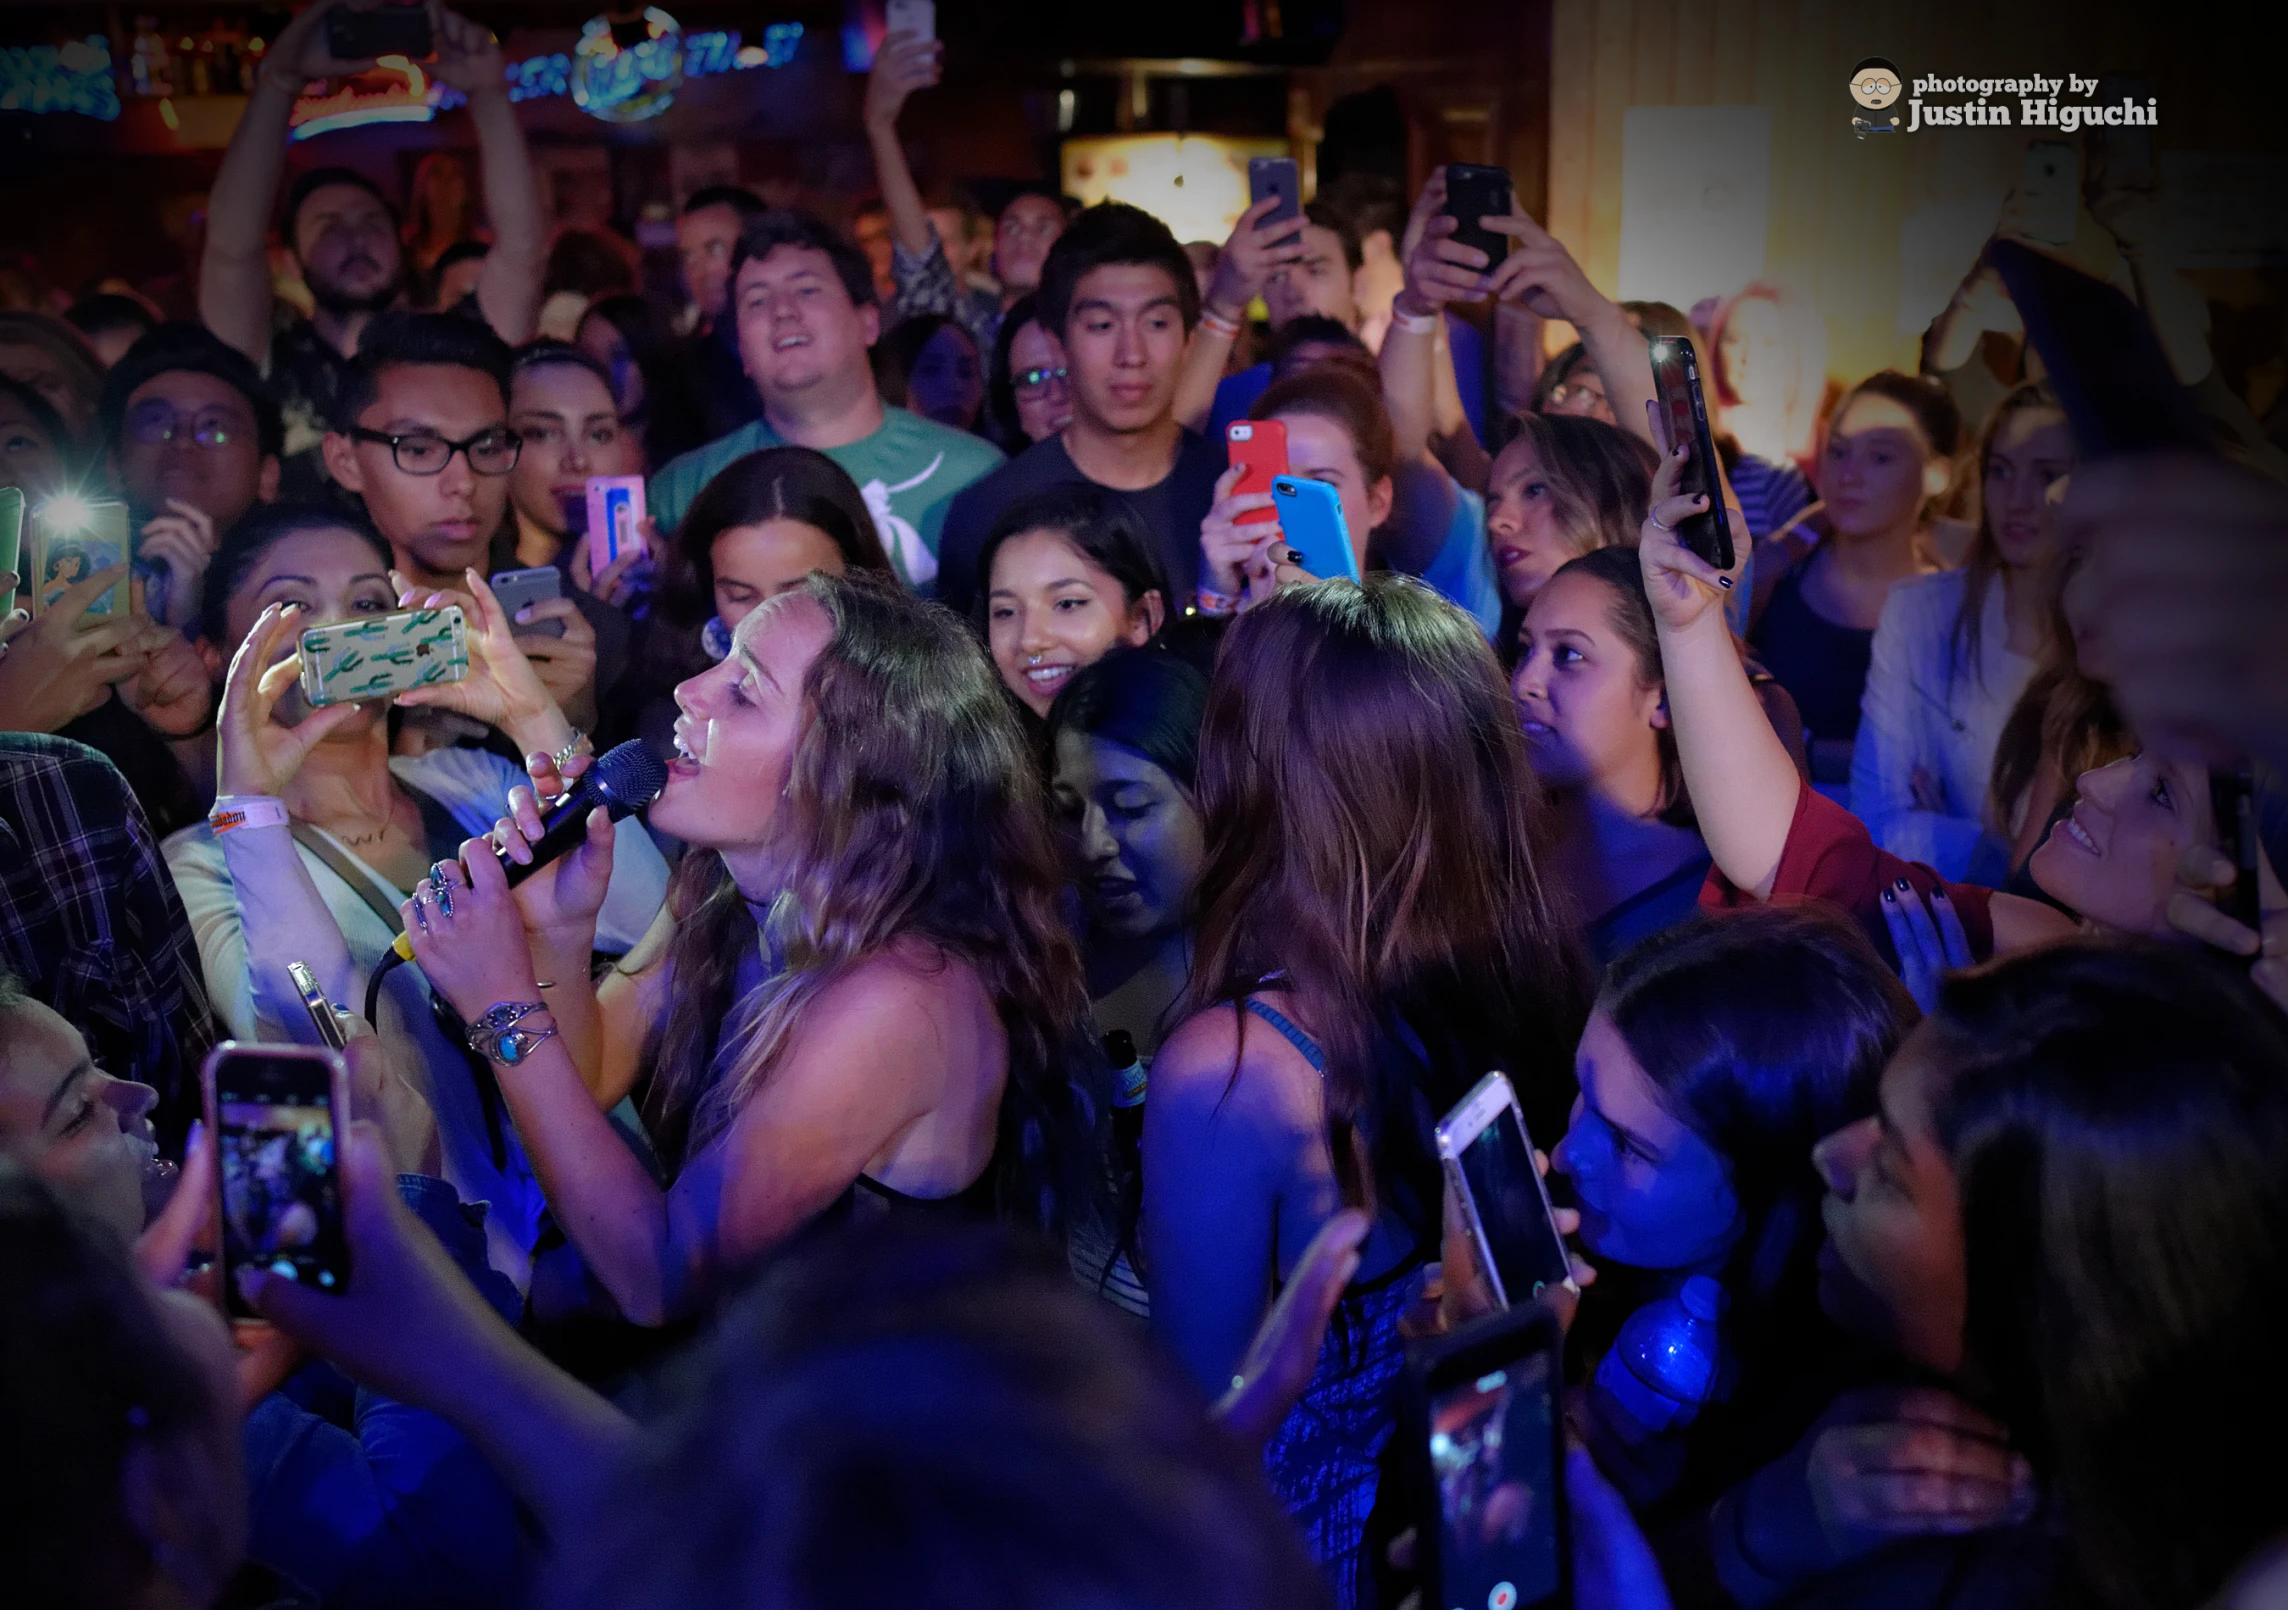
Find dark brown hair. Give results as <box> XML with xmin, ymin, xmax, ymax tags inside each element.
<box><xmin>1186</xmin><ymin>576</ymin><xmax>1592</xmax><ymax>1232</ymax></box>
<box><xmin>662</xmin><ymin>446</ymin><xmax>893</xmax><ymax>628</ymax></box>
<box><xmin>1251</xmin><ymin>362</ymin><xmax>1398</xmax><ymax>488</ymax></box>
<box><xmin>1541</xmin><ymin>544</ymin><xmax>1693</xmax><ymax>827</ymax></box>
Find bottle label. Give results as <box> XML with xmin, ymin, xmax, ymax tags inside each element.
<box><xmin>1113</xmin><ymin>1059</ymin><xmax>1147</xmax><ymax>1109</ymax></box>
<box><xmin>1594</xmin><ymin>1347</ymin><xmax>1695</xmax><ymax>1436</ymax></box>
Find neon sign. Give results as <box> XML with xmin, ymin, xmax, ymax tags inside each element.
<box><xmin>4</xmin><ymin>21</ymin><xmax>798</xmax><ymax>128</ymax></box>
<box><xmin>290</xmin><ymin>56</ymin><xmax>433</xmax><ymax>141</ymax></box>
<box><xmin>0</xmin><ymin>36</ymin><xmax>121</xmax><ymax>120</ymax></box>
<box><xmin>453</xmin><ymin>24</ymin><xmax>800</xmax><ymax>113</ymax></box>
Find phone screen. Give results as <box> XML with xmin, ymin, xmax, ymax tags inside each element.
<box><xmin>1429</xmin><ymin>1345</ymin><xmax>1562</xmax><ymax>1610</ymax></box>
<box><xmin>1454</xmin><ymin>1098</ymin><xmax>1573</xmax><ymax>1306</ymax></box>
<box><xmin>213</xmin><ymin>1049</ymin><xmax>347</xmax><ymax>1317</ymax></box>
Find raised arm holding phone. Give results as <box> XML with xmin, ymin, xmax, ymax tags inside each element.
<box><xmin>200</xmin><ymin>0</ymin><xmax>544</xmax><ymax>490</ymax></box>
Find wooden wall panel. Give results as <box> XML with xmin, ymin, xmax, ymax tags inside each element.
<box><xmin>1543</xmin><ymin>0</ymin><xmax>2286</xmax><ymax>385</ymax></box>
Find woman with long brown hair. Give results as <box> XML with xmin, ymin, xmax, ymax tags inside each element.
<box><xmin>1851</xmin><ymin>382</ymin><xmax>2072</xmax><ymax>881</ymax></box>
<box><xmin>1144</xmin><ymin>574</ymin><xmax>1591</xmax><ymax>1605</ymax></box>
<box><xmin>400</xmin><ymin>570</ymin><xmax>1092</xmax><ymax>1327</ymax></box>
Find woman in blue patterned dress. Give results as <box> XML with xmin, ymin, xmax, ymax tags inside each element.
<box><xmin>1143</xmin><ymin>574</ymin><xmax>1592</xmax><ymax>1605</ymax></box>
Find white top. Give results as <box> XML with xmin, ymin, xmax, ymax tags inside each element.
<box><xmin>1849</xmin><ymin>569</ymin><xmax>2038</xmax><ymax>883</ymax></box>
<box><xmin>164</xmin><ymin>747</ymin><xmax>671</xmax><ymax>1285</ymax></box>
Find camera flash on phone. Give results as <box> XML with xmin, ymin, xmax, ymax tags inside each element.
<box><xmin>38</xmin><ymin>492</ymin><xmax>92</xmax><ymax>535</ymax></box>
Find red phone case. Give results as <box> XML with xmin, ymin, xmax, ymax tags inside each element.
<box><xmin>1227</xmin><ymin>420</ymin><xmax>1288</xmax><ymax>527</ymax></box>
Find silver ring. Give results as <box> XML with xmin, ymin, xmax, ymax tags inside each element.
<box><xmin>435</xmin><ymin>880</ymin><xmax>454</xmax><ymax>919</ymax></box>
<box><xmin>412</xmin><ymin>897</ymin><xmax>432</xmax><ymax>933</ymax></box>
<box><xmin>1649</xmin><ymin>511</ymin><xmax>1674</xmax><ymax>532</ymax></box>
<box><xmin>428</xmin><ymin>859</ymin><xmax>459</xmax><ymax>888</ymax></box>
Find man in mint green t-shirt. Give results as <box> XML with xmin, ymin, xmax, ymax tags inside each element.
<box><xmin>647</xmin><ymin>210</ymin><xmax>1001</xmax><ymax>594</ymax></box>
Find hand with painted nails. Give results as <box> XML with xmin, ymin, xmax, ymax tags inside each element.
<box><xmin>1881</xmin><ymin>878</ymin><xmax>1976</xmax><ymax>1013</ymax></box>
<box><xmin>1635</xmin><ymin>432</ymin><xmax>1744</xmax><ymax>634</ymax></box>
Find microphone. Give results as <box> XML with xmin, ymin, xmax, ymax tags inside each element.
<box><xmin>389</xmin><ymin>740</ymin><xmax>669</xmax><ymax>962</ymax></box>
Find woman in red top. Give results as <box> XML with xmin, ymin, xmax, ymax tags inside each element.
<box><xmin>1634</xmin><ymin>433</ymin><xmax>2273</xmax><ymax>993</ymax></box>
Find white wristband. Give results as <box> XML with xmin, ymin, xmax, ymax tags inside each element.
<box><xmin>210</xmin><ymin>795</ymin><xmax>290</xmax><ymax>836</ymax></box>
<box><xmin>1390</xmin><ymin>306</ymin><xmax>1439</xmax><ymax>336</ymax></box>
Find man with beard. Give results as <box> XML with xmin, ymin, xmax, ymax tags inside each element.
<box><xmin>199</xmin><ymin>0</ymin><xmax>543</xmax><ymax>500</ymax></box>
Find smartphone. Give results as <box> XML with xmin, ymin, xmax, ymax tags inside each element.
<box><xmin>0</xmin><ymin>485</ymin><xmax>21</xmax><ymax>615</ymax></box>
<box><xmin>2016</xmin><ymin>140</ymin><xmax>2081</xmax><ymax>248</ymax></box>
<box><xmin>1271</xmin><ymin>475</ymin><xmax>1360</xmax><ymax>583</ymax></box>
<box><xmin>489</xmin><ymin>565</ymin><xmax>568</xmax><ymax>640</ymax></box>
<box><xmin>1444</xmin><ymin>163</ymin><xmax>1514</xmax><ymax>276</ymax></box>
<box><xmin>30</xmin><ymin>495</ymin><xmax>132</xmax><ymax>617</ymax></box>
<box><xmin>1436</xmin><ymin>1071</ymin><xmax>1577</xmax><ymax>1308</ymax></box>
<box><xmin>1989</xmin><ymin>239</ymin><xmax>2210</xmax><ymax>459</ymax></box>
<box><xmin>1248</xmin><ymin>156</ymin><xmax>1303</xmax><ymax>250</ymax></box>
<box><xmin>286</xmin><ymin>961</ymin><xmax>349</xmax><ymax>1053</ymax></box>
<box><xmin>298</xmin><ymin>605</ymin><xmax>470</xmax><ymax>708</ymax></box>
<box><xmin>584</xmin><ymin>475</ymin><xmax>646</xmax><ymax>568</ymax></box>
<box><xmin>325</xmin><ymin>0</ymin><xmax>433</xmax><ymax>62</ymax></box>
<box><xmin>202</xmin><ymin>1042</ymin><xmax>351</xmax><ymax>1319</ymax></box>
<box><xmin>885</xmin><ymin>0</ymin><xmax>935</xmax><ymax>42</ymax></box>
<box><xmin>1645</xmin><ymin>335</ymin><xmax>1737</xmax><ymax>572</ymax></box>
<box><xmin>1227</xmin><ymin>420</ymin><xmax>1288</xmax><ymax>529</ymax></box>
<box><xmin>2212</xmin><ymin>768</ymin><xmax>2263</xmax><ymax>932</ymax></box>
<box><xmin>1403</xmin><ymin>1302</ymin><xmax>1571</xmax><ymax>1610</ymax></box>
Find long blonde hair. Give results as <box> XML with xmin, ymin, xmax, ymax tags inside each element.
<box><xmin>646</xmin><ymin>572</ymin><xmax>1091</xmax><ymax>1230</ymax></box>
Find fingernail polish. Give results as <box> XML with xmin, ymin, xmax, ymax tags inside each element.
<box><xmin>1718</xmin><ymin>576</ymin><xmax>1734</xmax><ymax>590</ymax></box>
<box><xmin>1895</xmin><ymin>876</ymin><xmax>1912</xmax><ymax>892</ymax></box>
<box><xmin>1882</xmin><ymin>888</ymin><xmax>1896</xmax><ymax>904</ymax></box>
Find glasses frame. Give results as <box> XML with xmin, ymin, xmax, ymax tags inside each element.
<box><xmin>125</xmin><ymin>404</ymin><xmax>245</xmax><ymax>451</ymax></box>
<box><xmin>347</xmin><ymin>425</ymin><xmax>523</xmax><ymax>477</ymax></box>
<box><xmin>1013</xmin><ymin>365</ymin><xmax>1069</xmax><ymax>393</ymax></box>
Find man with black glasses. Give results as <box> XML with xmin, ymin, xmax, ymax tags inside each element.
<box><xmin>96</xmin><ymin>323</ymin><xmax>284</xmax><ymax>631</ymax></box>
<box><xmin>321</xmin><ymin>314</ymin><xmax>599</xmax><ymax>725</ymax></box>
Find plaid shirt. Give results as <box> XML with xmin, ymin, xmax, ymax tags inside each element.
<box><xmin>891</xmin><ymin>232</ymin><xmax>1005</xmax><ymax>358</ymax></box>
<box><xmin>0</xmin><ymin>735</ymin><xmax>218</xmax><ymax>1148</ymax></box>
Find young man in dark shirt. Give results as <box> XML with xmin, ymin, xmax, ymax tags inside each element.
<box><xmin>935</xmin><ymin>204</ymin><xmax>1223</xmax><ymax>616</ymax></box>
<box><xmin>320</xmin><ymin>315</ymin><xmax>602</xmax><ymax>728</ymax></box>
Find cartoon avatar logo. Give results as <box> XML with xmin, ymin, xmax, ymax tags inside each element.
<box><xmin>1850</xmin><ymin>56</ymin><xmax>1904</xmax><ymax>139</ymax></box>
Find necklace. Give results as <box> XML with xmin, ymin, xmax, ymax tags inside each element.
<box><xmin>328</xmin><ymin>790</ymin><xmax>403</xmax><ymax>848</ymax></box>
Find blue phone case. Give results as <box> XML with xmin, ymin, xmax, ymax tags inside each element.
<box><xmin>1272</xmin><ymin>475</ymin><xmax>1360</xmax><ymax>582</ymax></box>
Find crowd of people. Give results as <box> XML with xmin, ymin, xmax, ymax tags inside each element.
<box><xmin>4</xmin><ymin>3</ymin><xmax>2288</xmax><ymax>1607</ymax></box>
